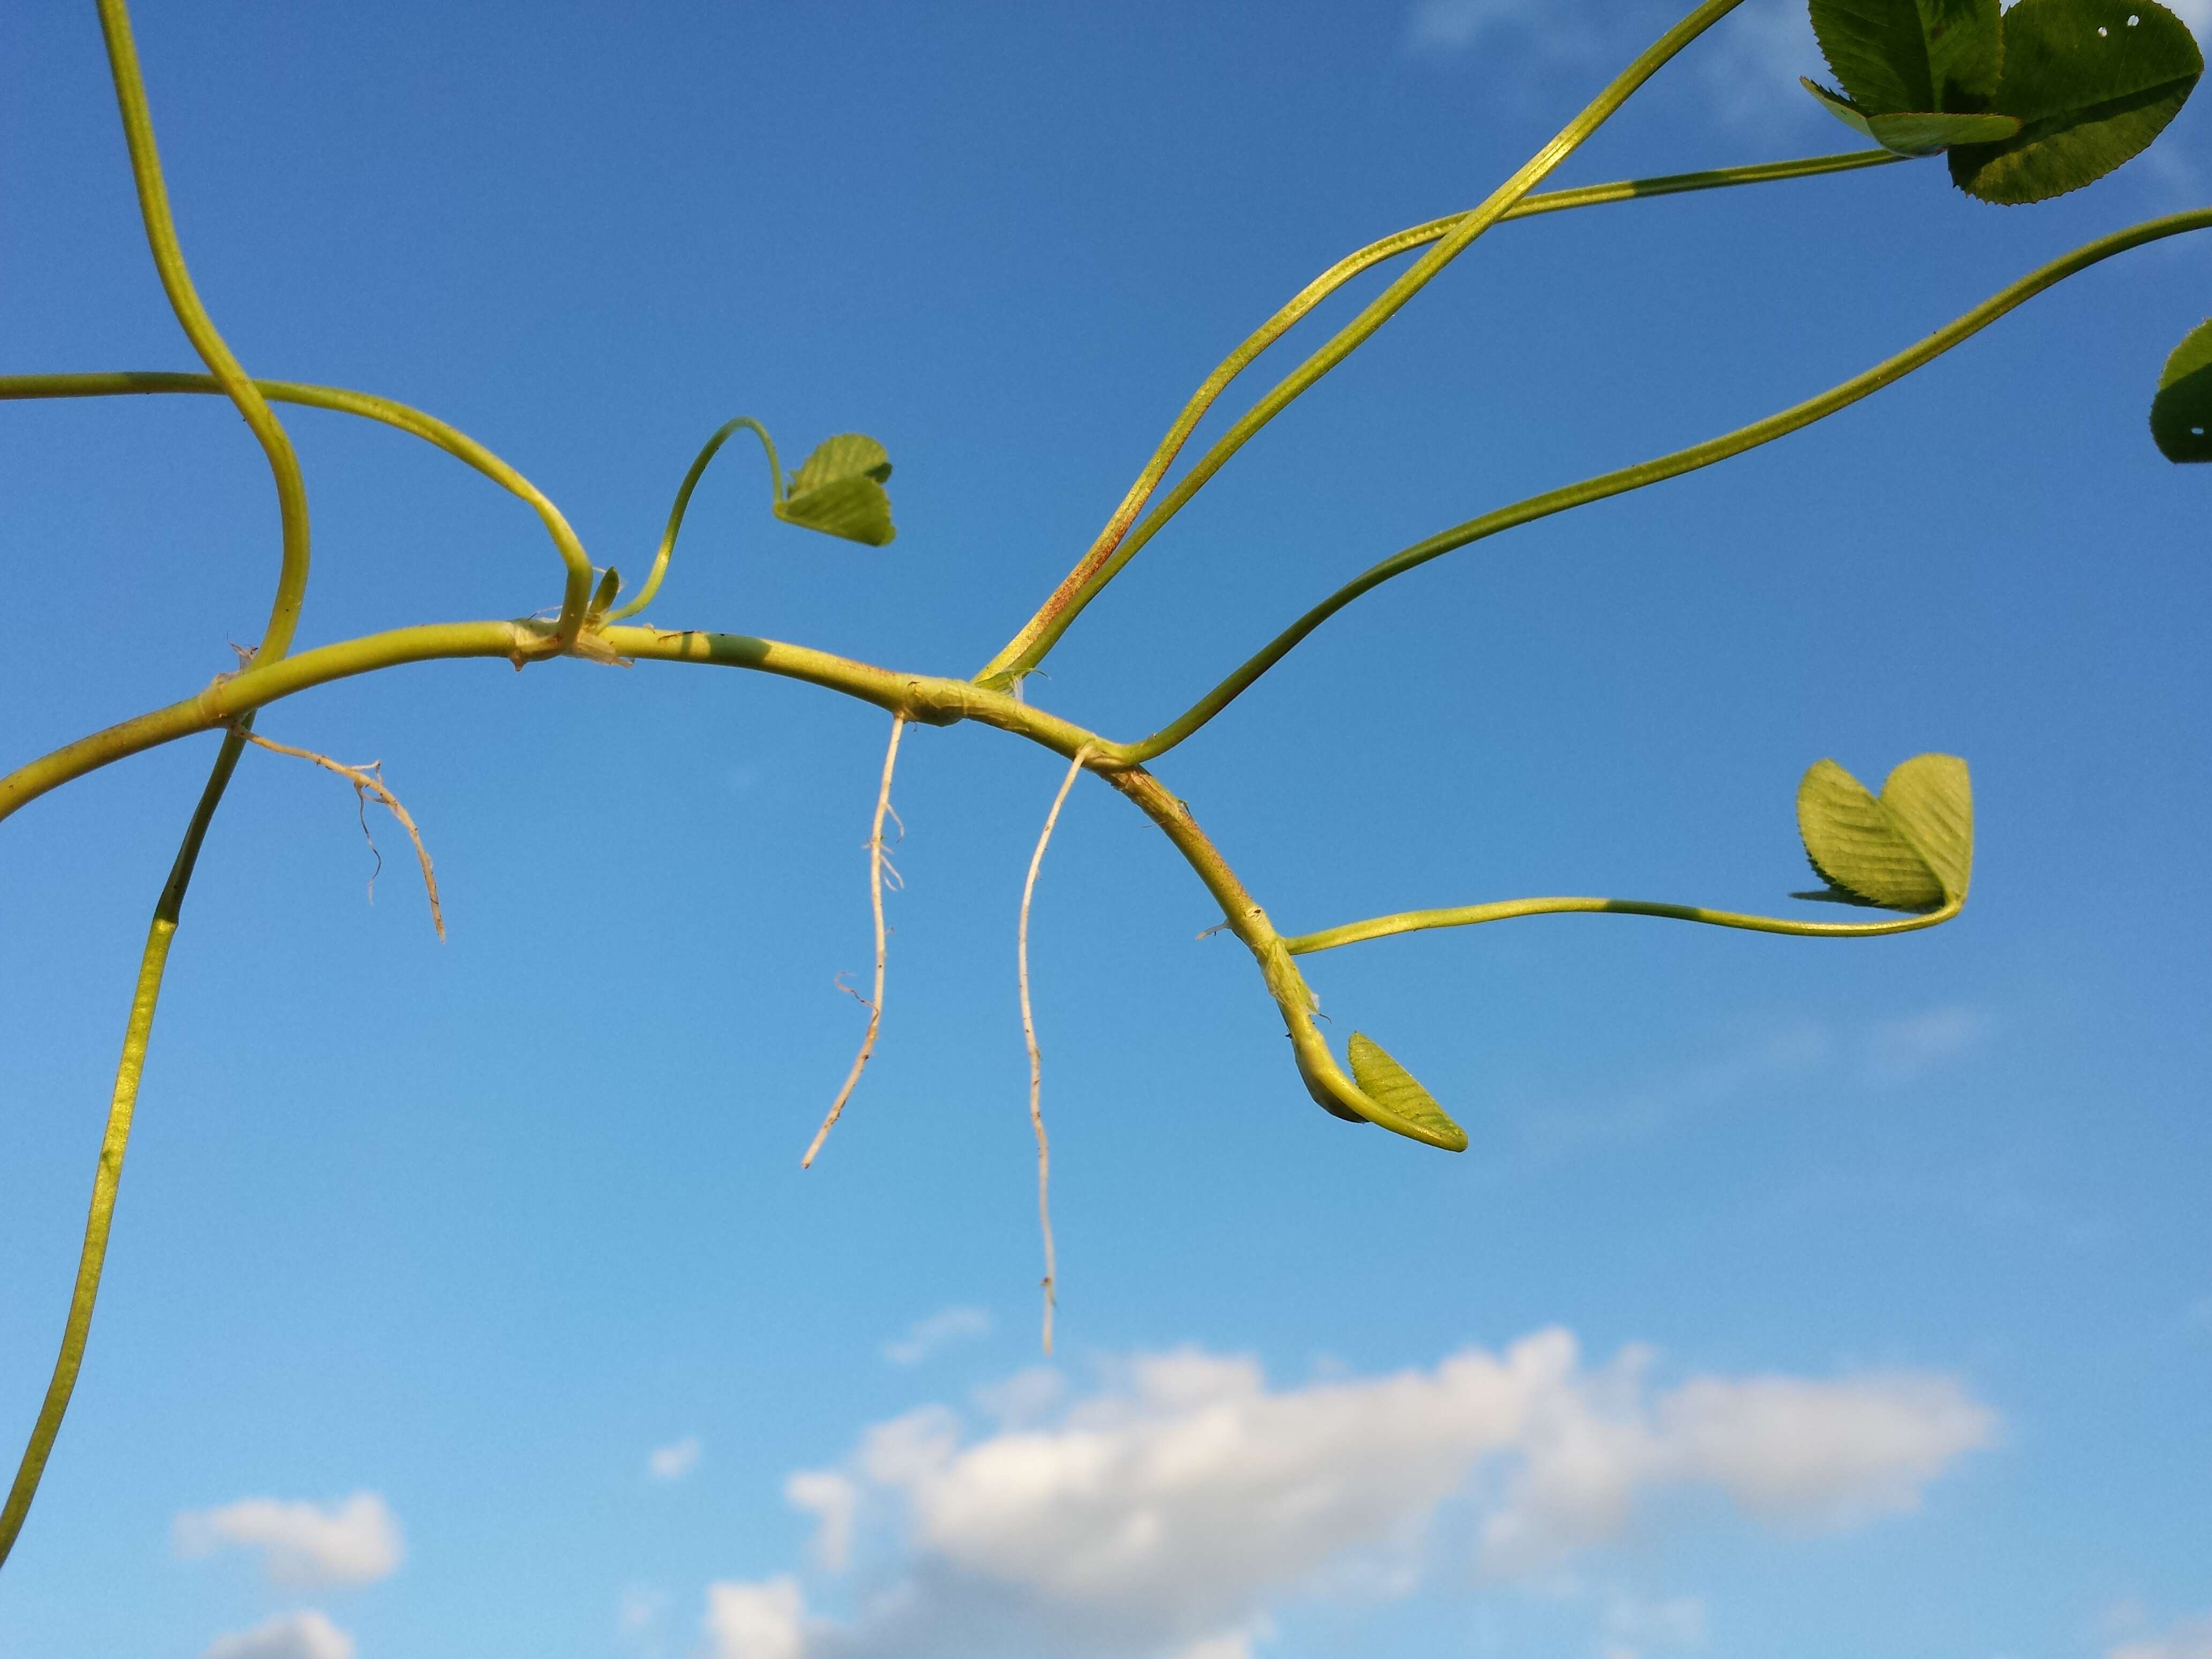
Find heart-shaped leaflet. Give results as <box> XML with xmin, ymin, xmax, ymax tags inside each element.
<box><xmin>1796</xmin><ymin>753</ymin><xmax>1974</xmax><ymax>912</ymax></box>
<box><xmin>775</xmin><ymin>433</ymin><xmax>898</xmax><ymax>547</ymax></box>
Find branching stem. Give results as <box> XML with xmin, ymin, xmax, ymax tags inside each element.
<box><xmin>1118</xmin><ymin>205</ymin><xmax>2212</xmax><ymax>763</ymax></box>
<box><xmin>1</xmin><ymin>373</ymin><xmax>592</xmax><ymax>634</ymax></box>
<box><xmin>803</xmin><ymin>716</ymin><xmax>909</xmax><ymax>1168</ymax></box>
<box><xmin>1018</xmin><ymin>749</ymin><xmax>1090</xmax><ymax>1356</ymax></box>
<box><xmin>978</xmin><ymin>0</ymin><xmax>1754</xmax><ymax>686</ymax></box>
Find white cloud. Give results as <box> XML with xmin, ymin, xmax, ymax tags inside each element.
<box><xmin>2114</xmin><ymin>1616</ymin><xmax>2212</xmax><ymax>1659</ymax></box>
<box><xmin>650</xmin><ymin>1436</ymin><xmax>704</xmax><ymax>1482</ymax></box>
<box><xmin>701</xmin><ymin>1329</ymin><xmax>1992</xmax><ymax>1658</ymax></box>
<box><xmin>174</xmin><ymin>1492</ymin><xmax>403</xmax><ymax>1588</ymax></box>
<box><xmin>885</xmin><ymin>1306</ymin><xmax>992</xmax><ymax>1367</ymax></box>
<box><xmin>786</xmin><ymin>1470</ymin><xmax>861</xmax><ymax>1571</ymax></box>
<box><xmin>706</xmin><ymin>1575</ymin><xmax>809</xmax><ymax>1659</ymax></box>
<box><xmin>200</xmin><ymin>1610</ymin><xmax>355</xmax><ymax>1659</ymax></box>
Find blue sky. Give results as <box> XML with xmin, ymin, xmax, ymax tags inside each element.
<box><xmin>2</xmin><ymin>1</ymin><xmax>2209</xmax><ymax>1656</ymax></box>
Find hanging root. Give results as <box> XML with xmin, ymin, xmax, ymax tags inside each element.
<box><xmin>803</xmin><ymin>715</ymin><xmax>907</xmax><ymax>1168</ymax></box>
<box><xmin>1018</xmin><ymin>747</ymin><xmax>1090</xmax><ymax>1356</ymax></box>
<box><xmin>241</xmin><ymin>731</ymin><xmax>445</xmax><ymax>941</ymax></box>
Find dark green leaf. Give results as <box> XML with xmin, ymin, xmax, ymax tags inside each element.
<box><xmin>1796</xmin><ymin>754</ymin><xmax>1974</xmax><ymax>911</ymax></box>
<box><xmin>1347</xmin><ymin>1034</ymin><xmax>1469</xmax><ymax>1153</ymax></box>
<box><xmin>1802</xmin><ymin>78</ymin><xmax>2021</xmax><ymax>153</ymax></box>
<box><xmin>2151</xmin><ymin>318</ymin><xmax>2212</xmax><ymax>461</ymax></box>
<box><xmin>1949</xmin><ymin>0</ymin><xmax>2203</xmax><ymax>204</ymax></box>
<box><xmin>774</xmin><ymin>434</ymin><xmax>898</xmax><ymax>546</ymax></box>
<box><xmin>1810</xmin><ymin>0</ymin><xmax>2003</xmax><ymax>113</ymax></box>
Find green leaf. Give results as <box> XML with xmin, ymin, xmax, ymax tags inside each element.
<box><xmin>1347</xmin><ymin>1033</ymin><xmax>1468</xmax><ymax>1153</ymax></box>
<box><xmin>1949</xmin><ymin>0</ymin><xmax>2203</xmax><ymax>204</ymax></box>
<box><xmin>1810</xmin><ymin>0</ymin><xmax>2004</xmax><ymax>113</ymax></box>
<box><xmin>586</xmin><ymin>565</ymin><xmax>622</xmax><ymax>618</ymax></box>
<box><xmin>773</xmin><ymin>434</ymin><xmax>897</xmax><ymax>547</ymax></box>
<box><xmin>2151</xmin><ymin>318</ymin><xmax>2212</xmax><ymax>461</ymax></box>
<box><xmin>1797</xmin><ymin>754</ymin><xmax>1974</xmax><ymax>912</ymax></box>
<box><xmin>1802</xmin><ymin>78</ymin><xmax>2021</xmax><ymax>153</ymax></box>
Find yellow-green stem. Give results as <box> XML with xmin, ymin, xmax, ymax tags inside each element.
<box><xmin>0</xmin><ymin>373</ymin><xmax>593</xmax><ymax>618</ymax></box>
<box><xmin>977</xmin><ymin>0</ymin><xmax>1752</xmax><ymax>687</ymax></box>
<box><xmin>94</xmin><ymin>2</ymin><xmax>318</xmax><ymax>662</ymax></box>
<box><xmin>0</xmin><ymin>726</ymin><xmax>248</xmax><ymax>1567</ymax></box>
<box><xmin>1284</xmin><ymin>894</ymin><xmax>1961</xmax><ymax>955</ymax></box>
<box><xmin>1122</xmin><ymin>205</ymin><xmax>2212</xmax><ymax>762</ymax></box>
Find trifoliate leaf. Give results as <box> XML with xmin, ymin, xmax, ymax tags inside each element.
<box><xmin>1797</xmin><ymin>754</ymin><xmax>1974</xmax><ymax>912</ymax></box>
<box><xmin>1802</xmin><ymin>78</ymin><xmax>2021</xmax><ymax>153</ymax></box>
<box><xmin>2151</xmin><ymin>318</ymin><xmax>2212</xmax><ymax>461</ymax></box>
<box><xmin>774</xmin><ymin>434</ymin><xmax>896</xmax><ymax>546</ymax></box>
<box><xmin>1811</xmin><ymin>0</ymin><xmax>2004</xmax><ymax>114</ymax></box>
<box><xmin>1347</xmin><ymin>1033</ymin><xmax>1468</xmax><ymax>1153</ymax></box>
<box><xmin>1949</xmin><ymin>0</ymin><xmax>2202</xmax><ymax>204</ymax></box>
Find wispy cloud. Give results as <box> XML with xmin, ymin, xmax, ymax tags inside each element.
<box><xmin>199</xmin><ymin>1610</ymin><xmax>355</xmax><ymax>1659</ymax></box>
<box><xmin>2112</xmin><ymin>1614</ymin><xmax>2212</xmax><ymax>1659</ymax></box>
<box><xmin>1405</xmin><ymin>0</ymin><xmax>1610</xmax><ymax>62</ymax></box>
<box><xmin>174</xmin><ymin>1492</ymin><xmax>403</xmax><ymax>1588</ymax></box>
<box><xmin>697</xmin><ymin>1330</ymin><xmax>1992</xmax><ymax>1658</ymax></box>
<box><xmin>885</xmin><ymin>1306</ymin><xmax>992</xmax><ymax>1367</ymax></box>
<box><xmin>1864</xmin><ymin>1005</ymin><xmax>1989</xmax><ymax>1082</ymax></box>
<box><xmin>649</xmin><ymin>1436</ymin><xmax>704</xmax><ymax>1482</ymax></box>
<box><xmin>1403</xmin><ymin>0</ymin><xmax>1831</xmax><ymax>136</ymax></box>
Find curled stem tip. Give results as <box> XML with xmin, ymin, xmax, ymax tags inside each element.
<box><xmin>607</xmin><ymin>416</ymin><xmax>782</xmax><ymax>623</ymax></box>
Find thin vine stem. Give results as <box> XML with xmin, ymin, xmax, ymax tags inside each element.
<box><xmin>605</xmin><ymin>417</ymin><xmax>782</xmax><ymax>623</ymax></box>
<box><xmin>803</xmin><ymin>715</ymin><xmax>908</xmax><ymax>1169</ymax></box>
<box><xmin>971</xmin><ymin>148</ymin><xmax>1903</xmax><ymax>691</ymax></box>
<box><xmin>1017</xmin><ymin>749</ymin><xmax>1091</xmax><ymax>1356</ymax></box>
<box><xmin>0</xmin><ymin>726</ymin><xmax>249</xmax><ymax>1567</ymax></box>
<box><xmin>1119</xmin><ymin>204</ymin><xmax>2212</xmax><ymax>763</ymax></box>
<box><xmin>1284</xmin><ymin>893</ymin><xmax>1960</xmax><ymax>955</ymax></box>
<box><xmin>0</xmin><ymin>373</ymin><xmax>592</xmax><ymax>640</ymax></box>
<box><xmin>976</xmin><ymin>0</ymin><xmax>1753</xmax><ymax>687</ymax></box>
<box><xmin>93</xmin><ymin>2</ymin><xmax>318</xmax><ymax>663</ymax></box>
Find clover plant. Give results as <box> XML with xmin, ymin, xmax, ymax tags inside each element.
<box><xmin>2</xmin><ymin>0</ymin><xmax>2206</xmax><ymax>1567</ymax></box>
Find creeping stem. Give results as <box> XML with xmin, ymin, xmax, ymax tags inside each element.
<box><xmin>0</xmin><ymin>374</ymin><xmax>593</xmax><ymax>640</ymax></box>
<box><xmin>8</xmin><ymin>191</ymin><xmax>2207</xmax><ymax>826</ymax></box>
<box><xmin>606</xmin><ymin>417</ymin><xmax>783</xmax><ymax>623</ymax></box>
<box><xmin>1122</xmin><ymin>205</ymin><xmax>2212</xmax><ymax>762</ymax></box>
<box><xmin>93</xmin><ymin>2</ymin><xmax>316</xmax><ymax>663</ymax></box>
<box><xmin>977</xmin><ymin>0</ymin><xmax>1754</xmax><ymax>686</ymax></box>
<box><xmin>1284</xmin><ymin>894</ymin><xmax>1960</xmax><ymax>956</ymax></box>
<box><xmin>0</xmin><ymin>727</ymin><xmax>249</xmax><ymax>1568</ymax></box>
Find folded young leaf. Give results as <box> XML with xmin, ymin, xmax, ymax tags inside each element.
<box><xmin>774</xmin><ymin>433</ymin><xmax>898</xmax><ymax>546</ymax></box>
<box><xmin>1810</xmin><ymin>0</ymin><xmax>2003</xmax><ymax>114</ymax></box>
<box><xmin>1803</xmin><ymin>77</ymin><xmax>2021</xmax><ymax>153</ymax></box>
<box><xmin>2151</xmin><ymin>318</ymin><xmax>2212</xmax><ymax>462</ymax></box>
<box><xmin>1797</xmin><ymin>754</ymin><xmax>1974</xmax><ymax>911</ymax></box>
<box><xmin>1347</xmin><ymin>1034</ymin><xmax>1468</xmax><ymax>1152</ymax></box>
<box><xmin>1949</xmin><ymin>0</ymin><xmax>2203</xmax><ymax>203</ymax></box>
